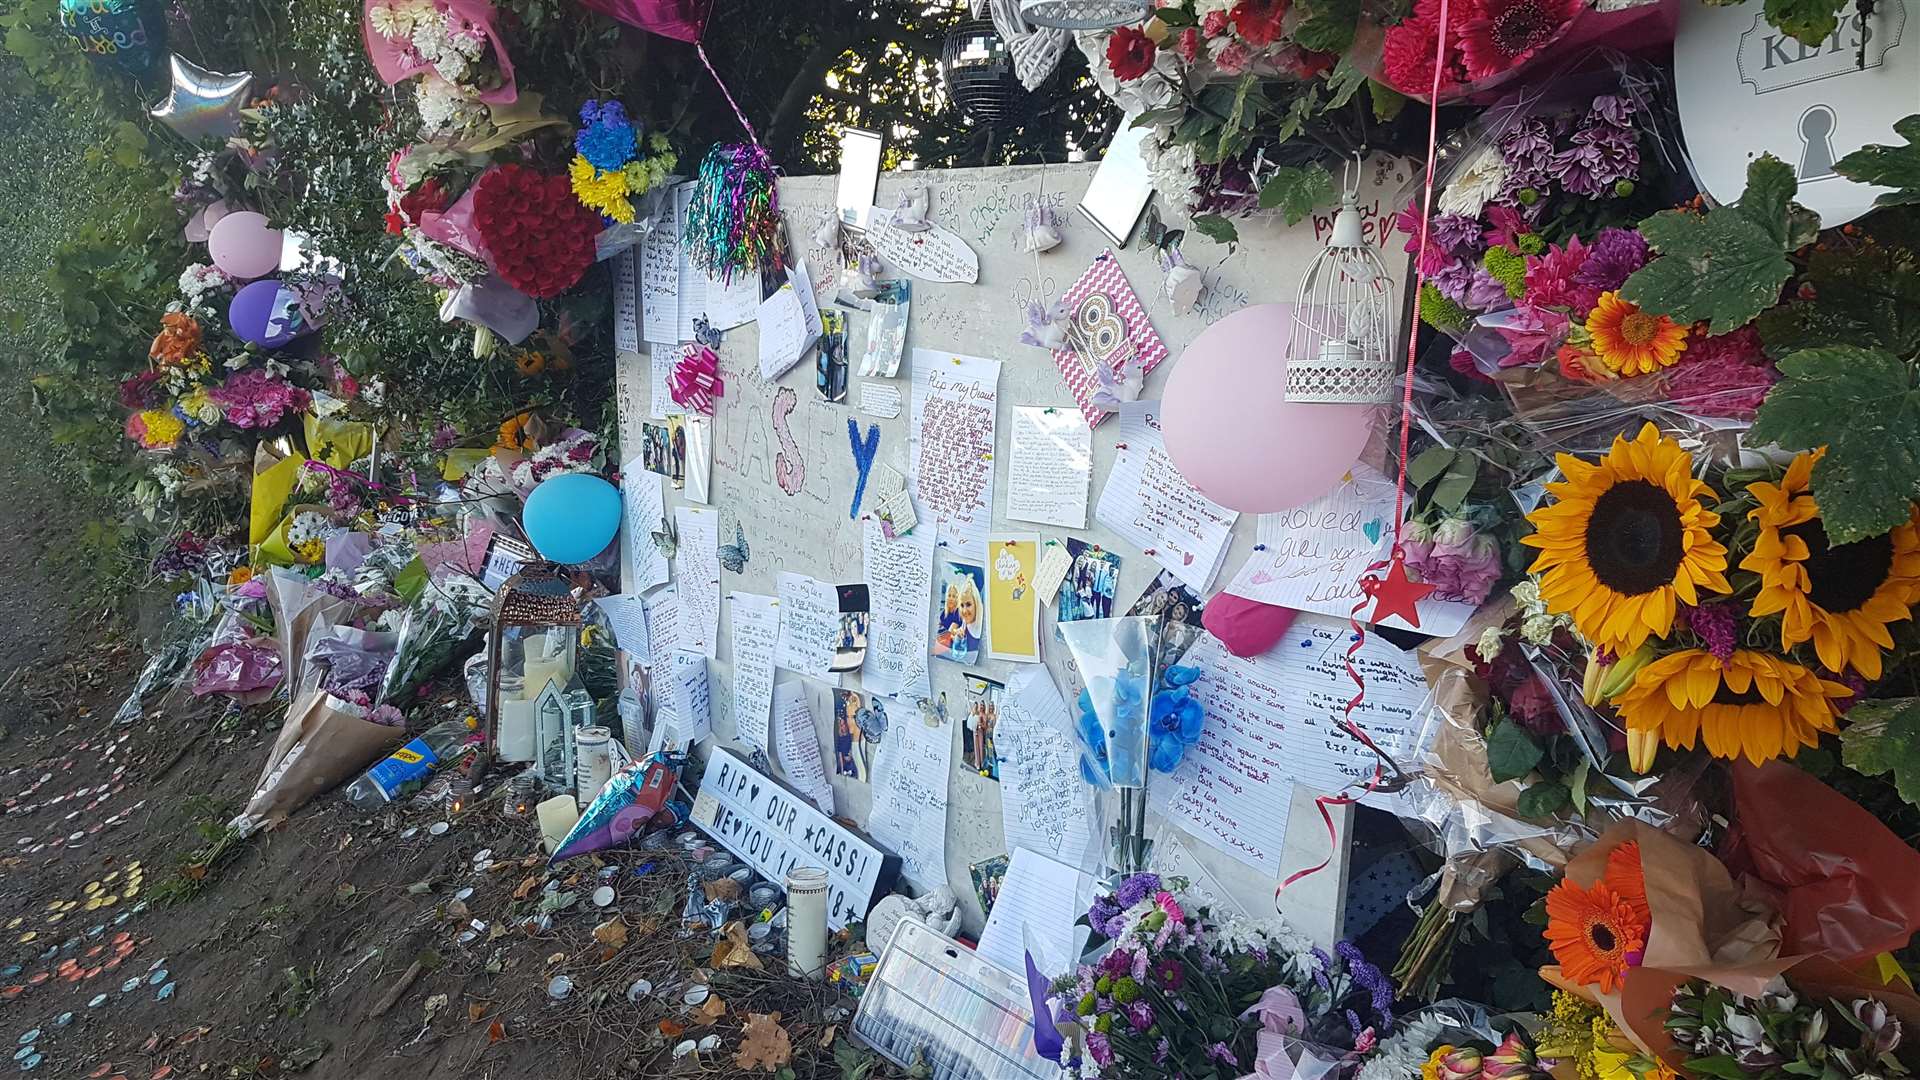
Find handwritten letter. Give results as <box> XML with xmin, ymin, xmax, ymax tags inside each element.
<box><xmin>869</xmin><ymin>704</ymin><xmax>954</xmax><ymax>892</ymax></box>
<box><xmin>909</xmin><ymin>349</ymin><xmax>1001</xmax><ymax>561</ymax></box>
<box><xmin>998</xmin><ymin>667</ymin><xmax>1097</xmax><ymax>868</ymax></box>
<box><xmin>672</xmin><ymin>506</ymin><xmax>721</xmax><ymax>658</ymax></box>
<box><xmin>728</xmin><ymin>592</ymin><xmax>779</xmax><ymax>753</ymax></box>
<box><xmin>1006</xmin><ymin>406</ymin><xmax>1092</xmax><ymax>529</ymax></box>
<box><xmin>860</xmin><ymin>519</ymin><xmax>934</xmax><ymax>702</ymax></box>
<box><xmin>775</xmin><ymin>571</ymin><xmax>842</xmax><ymax>684</ymax></box>
<box><xmin>773</xmin><ymin>681</ymin><xmax>834</xmax><ymax>815</ymax></box>
<box><xmin>1095</xmin><ymin>400</ymin><xmax>1240</xmax><ymax>593</ymax></box>
<box><xmin>620</xmin><ymin>464</ymin><xmax>669</xmax><ymax>595</ymax></box>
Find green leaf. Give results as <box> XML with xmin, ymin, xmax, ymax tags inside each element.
<box><xmin>1368</xmin><ymin>80</ymin><xmax>1407</xmax><ymax>123</ymax></box>
<box><xmin>1834</xmin><ymin>114</ymin><xmax>1920</xmax><ymax>209</ymax></box>
<box><xmin>1763</xmin><ymin>0</ymin><xmax>1847</xmax><ymax>46</ymax></box>
<box><xmin>1568</xmin><ymin>757</ymin><xmax>1592</xmax><ymax>815</ymax></box>
<box><xmin>1325</xmin><ymin>56</ymin><xmax>1367</xmax><ymax>111</ymax></box>
<box><xmin>1621</xmin><ymin>155</ymin><xmax>1801</xmax><ymax>333</ymax></box>
<box><xmin>1486</xmin><ymin>720</ymin><xmax>1544</xmax><ymax>784</ymax></box>
<box><xmin>1840</xmin><ymin>697</ymin><xmax>1920</xmax><ymax>806</ymax></box>
<box><xmin>1747</xmin><ymin>346</ymin><xmax>1920</xmax><ymax>544</ymax></box>
<box><xmin>1429</xmin><ymin>452</ymin><xmax>1479</xmax><ymax>512</ymax></box>
<box><xmin>1131</xmin><ymin>106</ymin><xmax>1188</xmax><ymax>130</ymax></box>
<box><xmin>1190</xmin><ymin>214</ymin><xmax>1239</xmax><ymax>246</ymax></box>
<box><xmin>1256</xmin><ymin>164</ymin><xmax>1336</xmax><ymax>226</ymax></box>
<box><xmin>1291</xmin><ymin>0</ymin><xmax>1360</xmax><ymax>52</ymax></box>
<box><xmin>1689</xmin><ymin>1056</ymin><xmax>1759</xmax><ymax>1080</ymax></box>
<box><xmin>1516</xmin><ymin>780</ymin><xmax>1570</xmax><ymax>818</ymax></box>
<box><xmin>1406</xmin><ymin>446</ymin><xmax>1456</xmax><ymax>488</ymax></box>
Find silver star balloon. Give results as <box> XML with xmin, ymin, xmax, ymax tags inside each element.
<box><xmin>149</xmin><ymin>54</ymin><xmax>253</xmax><ymax>143</ymax></box>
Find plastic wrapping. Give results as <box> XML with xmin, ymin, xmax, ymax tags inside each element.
<box><xmin>115</xmin><ymin>580</ymin><xmax>224</xmax><ymax>725</ymax></box>
<box><xmin>375</xmin><ymin>572</ymin><xmax>489</xmax><ymax>706</ymax></box>
<box><xmin>1059</xmin><ymin>617</ymin><xmax>1158</xmax><ymax>790</ymax></box>
<box><xmin>304</xmin><ymin>626</ymin><xmax>398</xmax><ymax>695</ymax></box>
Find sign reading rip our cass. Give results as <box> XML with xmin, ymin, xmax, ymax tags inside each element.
<box><xmin>1675</xmin><ymin>0</ymin><xmax>1917</xmax><ymax>226</ymax></box>
<box><xmin>689</xmin><ymin>748</ymin><xmax>888</xmax><ymax>930</ymax></box>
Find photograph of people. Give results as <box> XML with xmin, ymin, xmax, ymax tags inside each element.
<box><xmin>932</xmin><ymin>561</ymin><xmax>985</xmax><ymax>665</ymax></box>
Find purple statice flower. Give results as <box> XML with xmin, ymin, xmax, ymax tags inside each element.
<box><xmin>430</xmin><ymin>421</ymin><xmax>459</xmax><ymax>450</ymax></box>
<box><xmin>1337</xmin><ymin>939</ymin><xmax>1396</xmax><ymax>1024</ymax></box>
<box><xmin>1430</xmin><ymin>213</ymin><xmax>1486</xmax><ymax>258</ymax></box>
<box><xmin>1347</xmin><ymin>1008</ymin><xmax>1364</xmax><ymax>1037</ymax></box>
<box><xmin>1678</xmin><ymin>602</ymin><xmax>1739</xmax><ymax>664</ymax></box>
<box><xmin>1114</xmin><ymin>873</ymin><xmax>1162</xmax><ymax>909</ymax></box>
<box><xmin>1431</xmin><ymin>258</ymin><xmax>1477</xmax><ymax>304</ymax></box>
<box><xmin>1207</xmin><ymin>1042</ymin><xmax>1241</xmax><ymax>1067</ymax></box>
<box><xmin>1127</xmin><ymin>1001</ymin><xmax>1154</xmax><ymax>1032</ymax></box>
<box><xmin>1573</xmin><ymin>227</ymin><xmax>1651</xmax><ymax>297</ymax></box>
<box><xmin>1311</xmin><ymin>947</ymin><xmax>1334</xmax><ymax>991</ymax></box>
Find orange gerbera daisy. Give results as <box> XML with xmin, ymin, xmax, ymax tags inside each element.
<box><xmin>1586</xmin><ymin>292</ymin><xmax>1689</xmax><ymax>377</ymax></box>
<box><xmin>149</xmin><ymin>312</ymin><xmax>203</xmax><ymax>363</ymax></box>
<box><xmin>1602</xmin><ymin>841</ymin><xmax>1650</xmax><ymax>927</ymax></box>
<box><xmin>1544</xmin><ymin>878</ymin><xmax>1647</xmax><ymax>993</ymax></box>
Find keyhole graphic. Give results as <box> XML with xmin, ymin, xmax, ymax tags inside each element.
<box><xmin>1797</xmin><ymin>105</ymin><xmax>1838</xmax><ymax>181</ymax></box>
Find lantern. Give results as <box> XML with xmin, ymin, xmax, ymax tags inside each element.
<box><xmin>1017</xmin><ymin>0</ymin><xmax>1150</xmax><ymax>30</ymax></box>
<box><xmin>1285</xmin><ymin>165</ymin><xmax>1398</xmax><ymax>405</ymax></box>
<box><xmin>483</xmin><ymin>567</ymin><xmax>583</xmax><ymax>778</ymax></box>
<box><xmin>940</xmin><ymin>18</ymin><xmax>1024</xmax><ymax>123</ymax></box>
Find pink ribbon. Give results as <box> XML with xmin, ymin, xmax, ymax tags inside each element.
<box><xmin>669</xmin><ymin>344</ymin><xmax>724</xmax><ymax>415</ymax></box>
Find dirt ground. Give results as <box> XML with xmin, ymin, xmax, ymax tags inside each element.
<box><xmin>0</xmin><ymin>459</ymin><xmax>879</xmax><ymax>1079</ymax></box>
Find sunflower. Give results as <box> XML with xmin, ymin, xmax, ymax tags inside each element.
<box><xmin>1615</xmin><ymin>648</ymin><xmax>1852</xmax><ymax>766</ymax></box>
<box><xmin>1585</xmin><ymin>292</ymin><xmax>1689</xmax><ymax>376</ymax></box>
<box><xmin>1742</xmin><ymin>450</ymin><xmax>1920</xmax><ymax>680</ymax></box>
<box><xmin>1523</xmin><ymin>423</ymin><xmax>1731</xmax><ymax>652</ymax></box>
<box><xmin>1544</xmin><ymin>878</ymin><xmax>1646</xmax><ymax>993</ymax></box>
<box><xmin>1601</xmin><ymin>841</ymin><xmax>1650</xmax><ymax>927</ymax></box>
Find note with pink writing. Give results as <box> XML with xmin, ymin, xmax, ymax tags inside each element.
<box><xmin>1094</xmin><ymin>401</ymin><xmax>1239</xmax><ymax>593</ymax></box>
<box><xmin>908</xmin><ymin>349</ymin><xmax>1000</xmax><ymax>561</ymax></box>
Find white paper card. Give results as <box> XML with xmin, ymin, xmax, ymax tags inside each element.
<box><xmin>1095</xmin><ymin>400</ymin><xmax>1240</xmax><ymax>593</ymax></box>
<box><xmin>1033</xmin><ymin>542</ymin><xmax>1072</xmax><ymax>606</ymax></box>
<box><xmin>773</xmin><ymin>681</ymin><xmax>834</xmax><ymax>815</ymax></box>
<box><xmin>1006</xmin><ymin>406</ymin><xmax>1092</xmax><ymax>529</ymax></box>
<box><xmin>613</xmin><ymin>246</ymin><xmax>640</xmax><ymax>353</ymax></box>
<box><xmin>774</xmin><ymin>571</ymin><xmax>841</xmax><ymax>685</ymax></box>
<box><xmin>728</xmin><ymin>592</ymin><xmax>779</xmax><ymax>754</ymax></box>
<box><xmin>639</xmin><ymin>206</ymin><xmax>679</xmax><ymax>346</ymax></box>
<box><xmin>909</xmin><ymin>349</ymin><xmax>1001</xmax><ymax>561</ymax></box>
<box><xmin>866</xmin><ymin>205</ymin><xmax>980</xmax><ymax>283</ymax></box>
<box><xmin>620</xmin><ymin>464</ymin><xmax>670</xmax><ymax>595</ymax></box>
<box><xmin>652</xmin><ymin>649</ymin><xmax>712</xmax><ymax>750</ymax></box>
<box><xmin>860</xmin><ymin>518</ymin><xmax>934</xmax><ymax>702</ymax></box>
<box><xmin>704</xmin><ymin>269</ymin><xmax>760</xmax><ymax>331</ymax></box>
<box><xmin>756</xmin><ymin>284</ymin><xmax>815</xmax><ymax>380</ymax></box>
<box><xmin>977</xmin><ymin>848</ymin><xmax>1095</xmax><ymax>979</ymax></box>
<box><xmin>648</xmin><ymin>345</ymin><xmax>674</xmax><ymax>420</ymax></box>
<box><xmin>672</xmin><ymin>506</ymin><xmax>721</xmax><ymax>658</ymax></box>
<box><xmin>869</xmin><ymin>703</ymin><xmax>953</xmax><ymax>892</ymax></box>
<box><xmin>673</xmin><ymin>183</ymin><xmax>706</xmax><ymax>344</ymax></box>
<box><xmin>643</xmin><ymin>587</ymin><xmax>682</xmax><ymax>663</ymax></box>
<box><xmin>860</xmin><ymin>381</ymin><xmax>904</xmax><ymax>419</ymax></box>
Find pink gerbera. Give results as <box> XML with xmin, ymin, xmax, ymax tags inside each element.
<box><xmin>1457</xmin><ymin>0</ymin><xmax>1582</xmax><ymax>81</ymax></box>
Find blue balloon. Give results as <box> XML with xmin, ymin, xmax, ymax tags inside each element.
<box><xmin>522</xmin><ymin>473</ymin><xmax>621</xmax><ymax>564</ymax></box>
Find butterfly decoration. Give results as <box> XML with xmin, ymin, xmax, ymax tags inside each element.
<box><xmin>718</xmin><ymin>522</ymin><xmax>750</xmax><ymax>574</ymax></box>
<box><xmin>651</xmin><ymin>515</ymin><xmax>677</xmax><ymax>560</ymax></box>
<box><xmin>691</xmin><ymin>317</ymin><xmax>724</xmax><ymax>351</ymax></box>
<box><xmin>1020</xmin><ymin>299</ymin><xmax>1071</xmax><ymax>350</ymax></box>
<box><xmin>858</xmin><ymin>702</ymin><xmax>888</xmax><ymax>744</ymax></box>
<box><xmin>1141</xmin><ymin>204</ymin><xmax>1185</xmax><ymax>255</ymax></box>
<box><xmin>916</xmin><ymin>695</ymin><xmax>947</xmax><ymax>729</ymax></box>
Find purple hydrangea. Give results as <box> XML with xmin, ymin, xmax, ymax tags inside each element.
<box><xmin>1114</xmin><ymin>873</ymin><xmax>1162</xmax><ymax>909</ymax></box>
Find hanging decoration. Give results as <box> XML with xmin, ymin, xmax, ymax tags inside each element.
<box><xmin>977</xmin><ymin>0</ymin><xmax>1070</xmax><ymax>91</ymax></box>
<box><xmin>1016</xmin><ymin>0</ymin><xmax>1150</xmax><ymax>30</ymax></box>
<box><xmin>685</xmin><ymin>143</ymin><xmax>785</xmax><ymax>283</ymax></box>
<box><xmin>940</xmin><ymin>17</ymin><xmax>1028</xmax><ymax>123</ymax></box>
<box><xmin>58</xmin><ymin>0</ymin><xmax>157</xmax><ymax>73</ymax></box>
<box><xmin>149</xmin><ymin>54</ymin><xmax>254</xmax><ymax>143</ymax></box>
<box><xmin>1285</xmin><ymin>162</ymin><xmax>1399</xmax><ymax>405</ymax></box>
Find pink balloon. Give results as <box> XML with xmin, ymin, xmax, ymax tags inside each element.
<box><xmin>1161</xmin><ymin>303</ymin><xmax>1377</xmax><ymax>513</ymax></box>
<box><xmin>183</xmin><ymin>198</ymin><xmax>230</xmax><ymax>243</ymax></box>
<box><xmin>207</xmin><ymin>210</ymin><xmax>282</xmax><ymax>281</ymax></box>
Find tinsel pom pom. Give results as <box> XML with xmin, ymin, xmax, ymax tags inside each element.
<box><xmin>685</xmin><ymin>142</ymin><xmax>786</xmax><ymax>284</ymax></box>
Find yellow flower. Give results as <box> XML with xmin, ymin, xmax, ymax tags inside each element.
<box><xmin>1422</xmin><ymin>1046</ymin><xmax>1457</xmax><ymax>1080</ymax></box>
<box><xmin>1585</xmin><ymin>292</ymin><xmax>1689</xmax><ymax>376</ymax></box>
<box><xmin>1616</xmin><ymin>647</ymin><xmax>1852</xmax><ymax>766</ymax></box>
<box><xmin>136</xmin><ymin>409</ymin><xmax>185</xmax><ymax>449</ymax></box>
<box><xmin>1742</xmin><ymin>449</ymin><xmax>1920</xmax><ymax>680</ymax></box>
<box><xmin>569</xmin><ymin>155</ymin><xmax>633</xmax><ymax>224</ymax></box>
<box><xmin>1522</xmin><ymin>423</ymin><xmax>1731</xmax><ymax>652</ymax></box>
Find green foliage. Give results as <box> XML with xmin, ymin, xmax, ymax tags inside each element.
<box><xmin>1486</xmin><ymin>719</ymin><xmax>1544</xmax><ymax>784</ymax></box>
<box><xmin>1762</xmin><ymin>0</ymin><xmax>1847</xmax><ymax>46</ymax></box>
<box><xmin>1622</xmin><ymin>155</ymin><xmax>1802</xmax><ymax>334</ymax></box>
<box><xmin>1748</xmin><ymin>346</ymin><xmax>1920</xmax><ymax>544</ymax></box>
<box><xmin>1291</xmin><ymin>0</ymin><xmax>1362</xmax><ymax>53</ymax></box>
<box><xmin>1834</xmin><ymin>114</ymin><xmax>1920</xmax><ymax>209</ymax></box>
<box><xmin>1258</xmin><ymin>163</ymin><xmax>1337</xmax><ymax>226</ymax></box>
<box><xmin>1839</xmin><ymin>697</ymin><xmax>1920</xmax><ymax>805</ymax></box>
<box><xmin>1190</xmin><ymin>213</ymin><xmax>1239</xmax><ymax>246</ymax></box>
<box><xmin>1756</xmin><ymin>243</ymin><xmax>1920</xmax><ymax>360</ymax></box>
<box><xmin>1516</xmin><ymin>780</ymin><xmax>1570</xmax><ymax>818</ymax></box>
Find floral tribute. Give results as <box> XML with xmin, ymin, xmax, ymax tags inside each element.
<box><xmin>471</xmin><ymin>163</ymin><xmax>603</xmax><ymax>299</ymax></box>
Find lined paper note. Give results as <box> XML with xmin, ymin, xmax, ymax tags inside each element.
<box><xmin>642</xmin><ymin>588</ymin><xmax>681</xmax><ymax>663</ymax></box>
<box><xmin>672</xmin><ymin>507</ymin><xmax>720</xmax><ymax>658</ymax></box>
<box><xmin>861</xmin><ymin>518</ymin><xmax>934</xmax><ymax>702</ymax></box>
<box><xmin>729</xmin><ymin>592</ymin><xmax>779</xmax><ymax>754</ymax></box>
<box><xmin>593</xmin><ymin>593</ymin><xmax>651</xmax><ymax>660</ymax></box>
<box><xmin>705</xmin><ymin>268</ymin><xmax>760</xmax><ymax>331</ymax></box>
<box><xmin>1006</xmin><ymin>406</ymin><xmax>1092</xmax><ymax>529</ymax></box>
<box><xmin>613</xmin><ymin>247</ymin><xmax>640</xmax><ymax>353</ymax></box>
<box><xmin>1095</xmin><ymin>400</ymin><xmax>1240</xmax><ymax>593</ymax></box>
<box><xmin>909</xmin><ymin>349</ymin><xmax>1001</xmax><ymax>561</ymax></box>
<box><xmin>673</xmin><ymin>183</ymin><xmax>706</xmax><ymax>344</ymax></box>
<box><xmin>977</xmin><ymin>848</ymin><xmax>1095</xmax><ymax>977</ymax></box>
<box><xmin>639</xmin><ymin>201</ymin><xmax>679</xmax><ymax>346</ymax></box>
<box><xmin>620</xmin><ymin>464</ymin><xmax>669</xmax><ymax>595</ymax></box>
<box><xmin>869</xmin><ymin>703</ymin><xmax>953</xmax><ymax>892</ymax></box>
<box><xmin>998</xmin><ymin>667</ymin><xmax>1097</xmax><ymax>869</ymax></box>
<box><xmin>775</xmin><ymin>572</ymin><xmax>842</xmax><ymax>685</ymax></box>
<box><xmin>649</xmin><ymin>346</ymin><xmax>674</xmax><ymax>419</ymax></box>
<box><xmin>773</xmin><ymin>681</ymin><xmax>834</xmax><ymax>815</ymax></box>
<box><xmin>650</xmin><ymin>649</ymin><xmax>712</xmax><ymax>753</ymax></box>
<box><xmin>757</xmin><ymin>284</ymin><xmax>813</xmax><ymax>379</ymax></box>
<box><xmin>1150</xmin><ymin>617</ymin><xmax>1434</xmax><ymax>875</ymax></box>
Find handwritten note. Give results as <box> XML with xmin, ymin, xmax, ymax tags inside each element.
<box><xmin>860</xmin><ymin>381</ymin><xmax>903</xmax><ymax>419</ymax></box>
<box><xmin>648</xmin><ymin>346</ymin><xmax>674</xmax><ymax>419</ymax></box>
<box><xmin>756</xmin><ymin>284</ymin><xmax>815</xmax><ymax>380</ymax></box>
<box><xmin>1095</xmin><ymin>400</ymin><xmax>1240</xmax><ymax>593</ymax></box>
<box><xmin>651</xmin><ymin>649</ymin><xmax>712</xmax><ymax>751</ymax></box>
<box><xmin>1226</xmin><ymin>464</ymin><xmax>1476</xmax><ymax>637</ymax></box>
<box><xmin>977</xmin><ymin>848</ymin><xmax>1095</xmax><ymax>978</ymax></box>
<box><xmin>613</xmin><ymin>246</ymin><xmax>640</xmax><ymax>353</ymax></box>
<box><xmin>729</xmin><ymin>592</ymin><xmax>779</xmax><ymax>754</ymax></box>
<box><xmin>1149</xmin><ymin>618</ymin><xmax>1434</xmax><ymax>875</ymax></box>
<box><xmin>860</xmin><ymin>518</ymin><xmax>934</xmax><ymax>702</ymax></box>
<box><xmin>867</xmin><ymin>205</ymin><xmax>980</xmax><ymax>284</ymax></box>
<box><xmin>704</xmin><ymin>267</ymin><xmax>760</xmax><ymax>331</ymax></box>
<box><xmin>773</xmin><ymin>681</ymin><xmax>834</xmax><ymax>816</ymax></box>
<box><xmin>639</xmin><ymin>200</ymin><xmax>680</xmax><ymax>346</ymax></box>
<box><xmin>1006</xmin><ymin>406</ymin><xmax>1092</xmax><ymax>529</ymax></box>
<box><xmin>775</xmin><ymin>571</ymin><xmax>842</xmax><ymax>685</ymax></box>
<box><xmin>643</xmin><ymin>587</ymin><xmax>682</xmax><ymax>663</ymax></box>
<box><xmin>998</xmin><ymin>667</ymin><xmax>1097</xmax><ymax>869</ymax></box>
<box><xmin>620</xmin><ymin>464</ymin><xmax>669</xmax><ymax>595</ymax></box>
<box><xmin>1033</xmin><ymin>541</ymin><xmax>1072</xmax><ymax>606</ymax></box>
<box><xmin>672</xmin><ymin>506</ymin><xmax>721</xmax><ymax>658</ymax></box>
<box><xmin>591</xmin><ymin>593</ymin><xmax>650</xmax><ymax>659</ymax></box>
<box><xmin>673</xmin><ymin>183</ymin><xmax>706</xmax><ymax>344</ymax></box>
<box><xmin>909</xmin><ymin>349</ymin><xmax>1001</xmax><ymax>561</ymax></box>
<box><xmin>613</xmin><ymin>350</ymin><xmax>648</xmax><ymax>455</ymax></box>
<box><xmin>987</xmin><ymin>534</ymin><xmax>1042</xmax><ymax>664</ymax></box>
<box><xmin>869</xmin><ymin>703</ymin><xmax>954</xmax><ymax>892</ymax></box>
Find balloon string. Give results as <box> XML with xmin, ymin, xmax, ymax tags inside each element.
<box><xmin>695</xmin><ymin>41</ymin><xmax>763</xmax><ymax>151</ymax></box>
<box><xmin>1277</xmin><ymin>0</ymin><xmax>1449</xmax><ymax>906</ymax></box>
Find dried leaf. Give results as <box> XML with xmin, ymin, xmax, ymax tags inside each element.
<box><xmin>183</xmin><ymin>863</ymin><xmax>208</xmax><ymax>881</ymax></box>
<box><xmin>545</xmin><ymin>952</ymin><xmax>567</xmax><ymax>967</ymax></box>
<box><xmin>423</xmin><ymin>993</ymin><xmax>449</xmax><ymax>1023</ymax></box>
<box><xmin>702</xmin><ymin>878</ymin><xmax>743</xmax><ymax>903</ymax></box>
<box><xmin>593</xmin><ymin>918</ymin><xmax>628</xmax><ymax>951</ymax></box>
<box><xmin>695</xmin><ymin>993</ymin><xmax>728</xmax><ymax>1026</ymax></box>
<box><xmin>735</xmin><ymin>1012</ymin><xmax>794</xmax><ymax>1072</ymax></box>
<box><xmin>820</xmin><ymin>1025</ymin><xmax>837</xmax><ymax>1048</ymax></box>
<box><xmin>467</xmin><ymin>1001</ymin><xmax>487</xmax><ymax>1025</ymax></box>
<box><xmin>711</xmin><ymin>922</ymin><xmax>763</xmax><ymax>971</ymax></box>
<box><xmin>487</xmin><ymin>1020</ymin><xmax>506</xmax><ymax>1044</ymax></box>
<box><xmin>446</xmin><ymin>900</ymin><xmax>470</xmax><ymax>922</ymax></box>
<box><xmin>659</xmin><ymin>1018</ymin><xmax>687</xmax><ymax>1038</ymax></box>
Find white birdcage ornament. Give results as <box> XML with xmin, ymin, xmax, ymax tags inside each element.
<box><xmin>1017</xmin><ymin>0</ymin><xmax>1151</xmax><ymax>29</ymax></box>
<box><xmin>1286</xmin><ymin>164</ymin><xmax>1397</xmax><ymax>405</ymax></box>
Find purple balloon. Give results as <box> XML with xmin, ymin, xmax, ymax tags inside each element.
<box><xmin>228</xmin><ymin>279</ymin><xmax>315</xmax><ymax>348</ymax></box>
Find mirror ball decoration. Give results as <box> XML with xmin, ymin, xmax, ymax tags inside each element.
<box><xmin>940</xmin><ymin>18</ymin><xmax>1026</xmax><ymax>124</ymax></box>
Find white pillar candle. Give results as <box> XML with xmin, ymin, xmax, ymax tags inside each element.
<box><xmin>785</xmin><ymin>866</ymin><xmax>830</xmax><ymax>979</ymax></box>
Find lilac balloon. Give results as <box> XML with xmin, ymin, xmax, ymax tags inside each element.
<box><xmin>1160</xmin><ymin>303</ymin><xmax>1378</xmax><ymax>513</ymax></box>
<box><xmin>183</xmin><ymin>199</ymin><xmax>229</xmax><ymax>243</ymax></box>
<box><xmin>207</xmin><ymin>210</ymin><xmax>282</xmax><ymax>280</ymax></box>
<box><xmin>228</xmin><ymin>279</ymin><xmax>315</xmax><ymax>348</ymax></box>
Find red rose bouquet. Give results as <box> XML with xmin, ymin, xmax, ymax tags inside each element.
<box><xmin>470</xmin><ymin>163</ymin><xmax>602</xmax><ymax>299</ymax></box>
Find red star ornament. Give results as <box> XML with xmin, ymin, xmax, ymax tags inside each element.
<box><xmin>1362</xmin><ymin>552</ymin><xmax>1436</xmax><ymax>628</ymax></box>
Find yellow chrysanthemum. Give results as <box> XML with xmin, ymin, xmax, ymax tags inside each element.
<box><xmin>1616</xmin><ymin>648</ymin><xmax>1852</xmax><ymax>766</ymax></box>
<box><xmin>136</xmin><ymin>409</ymin><xmax>185</xmax><ymax>449</ymax></box>
<box><xmin>1523</xmin><ymin>423</ymin><xmax>1732</xmax><ymax>652</ymax></box>
<box><xmin>1741</xmin><ymin>449</ymin><xmax>1920</xmax><ymax>680</ymax></box>
<box><xmin>1585</xmin><ymin>292</ymin><xmax>1689</xmax><ymax>376</ymax></box>
<box><xmin>569</xmin><ymin>155</ymin><xmax>633</xmax><ymax>224</ymax></box>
